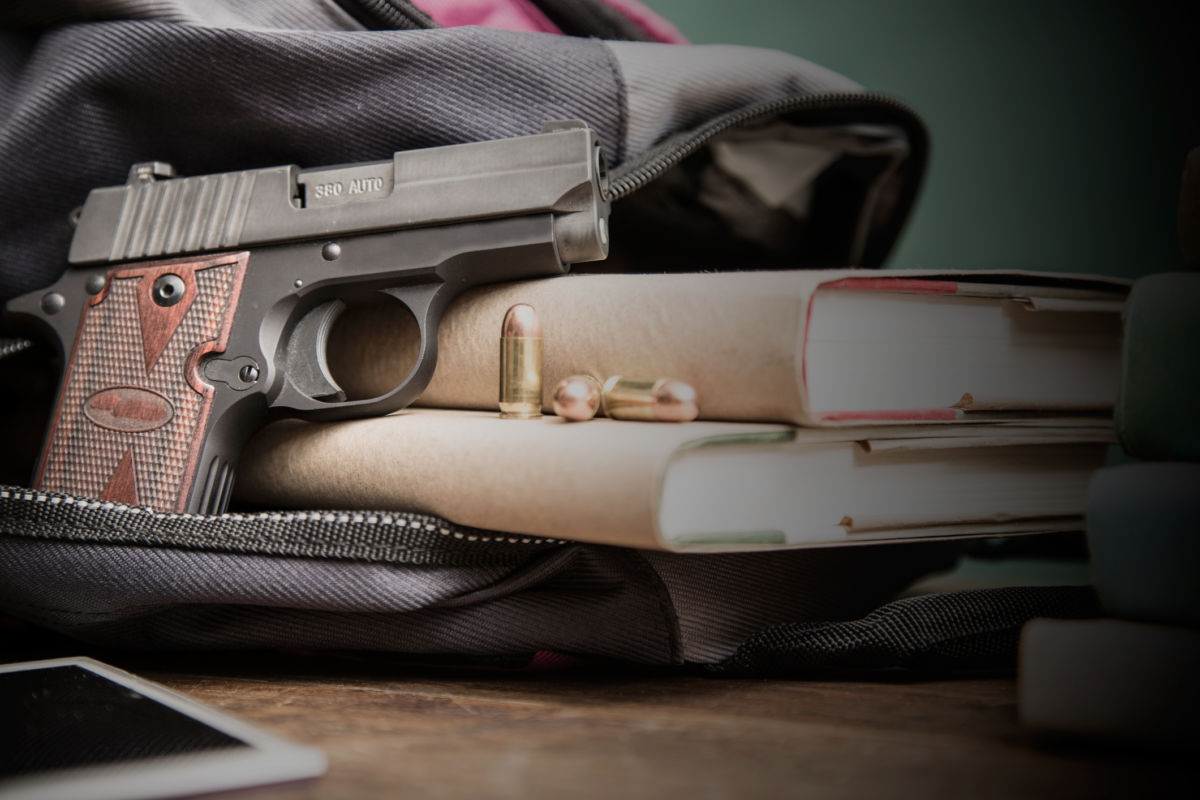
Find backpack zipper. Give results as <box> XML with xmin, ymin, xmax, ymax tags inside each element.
<box><xmin>336</xmin><ymin>0</ymin><xmax>436</xmax><ymax>30</ymax></box>
<box><xmin>608</xmin><ymin>91</ymin><xmax>927</xmax><ymax>201</ymax></box>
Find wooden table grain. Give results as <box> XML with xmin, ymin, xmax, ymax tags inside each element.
<box><xmin>2</xmin><ymin>628</ymin><xmax>1192</xmax><ymax>799</ymax></box>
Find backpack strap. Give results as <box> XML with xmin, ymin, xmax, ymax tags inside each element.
<box><xmin>0</xmin><ymin>485</ymin><xmax>567</xmax><ymax>568</ymax></box>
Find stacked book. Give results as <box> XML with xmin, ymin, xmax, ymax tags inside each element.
<box><xmin>235</xmin><ymin>268</ymin><xmax>1128</xmax><ymax>553</ymax></box>
<box><xmin>1019</xmin><ymin>272</ymin><xmax>1200</xmax><ymax>749</ymax></box>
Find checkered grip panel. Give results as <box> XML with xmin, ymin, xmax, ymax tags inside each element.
<box><xmin>37</xmin><ymin>253</ymin><xmax>248</xmax><ymax>511</ymax></box>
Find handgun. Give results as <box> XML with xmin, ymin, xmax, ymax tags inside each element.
<box><xmin>4</xmin><ymin>121</ymin><xmax>610</xmax><ymax>513</ymax></box>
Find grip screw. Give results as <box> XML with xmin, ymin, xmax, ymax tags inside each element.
<box><xmin>238</xmin><ymin>364</ymin><xmax>260</xmax><ymax>384</ymax></box>
<box><xmin>41</xmin><ymin>292</ymin><xmax>65</xmax><ymax>315</ymax></box>
<box><xmin>151</xmin><ymin>274</ymin><xmax>185</xmax><ymax>307</ymax></box>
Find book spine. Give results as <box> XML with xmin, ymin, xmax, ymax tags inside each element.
<box><xmin>1087</xmin><ymin>462</ymin><xmax>1200</xmax><ymax>627</ymax></box>
<box><xmin>1019</xmin><ymin>618</ymin><xmax>1200</xmax><ymax>748</ymax></box>
<box><xmin>1115</xmin><ymin>272</ymin><xmax>1200</xmax><ymax>460</ymax></box>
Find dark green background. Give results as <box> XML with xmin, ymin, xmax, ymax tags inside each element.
<box><xmin>642</xmin><ymin>1</ymin><xmax>1191</xmax><ymax>277</ymax></box>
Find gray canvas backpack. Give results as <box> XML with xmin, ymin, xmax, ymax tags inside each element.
<box><xmin>0</xmin><ymin>0</ymin><xmax>1098</xmax><ymax>673</ymax></box>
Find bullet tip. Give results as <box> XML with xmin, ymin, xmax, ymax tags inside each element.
<box><xmin>501</xmin><ymin>303</ymin><xmax>542</xmax><ymax>339</ymax></box>
<box><xmin>553</xmin><ymin>375</ymin><xmax>602</xmax><ymax>421</ymax></box>
<box><xmin>653</xmin><ymin>379</ymin><xmax>699</xmax><ymax>422</ymax></box>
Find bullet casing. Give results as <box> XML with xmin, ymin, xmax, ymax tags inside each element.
<box><xmin>601</xmin><ymin>376</ymin><xmax>699</xmax><ymax>422</ymax></box>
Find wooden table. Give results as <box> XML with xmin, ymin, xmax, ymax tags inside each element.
<box><xmin>2</xmin><ymin>624</ymin><xmax>1192</xmax><ymax>799</ymax></box>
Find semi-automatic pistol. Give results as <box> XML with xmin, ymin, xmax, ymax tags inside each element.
<box><xmin>4</xmin><ymin>121</ymin><xmax>610</xmax><ymax>513</ymax></box>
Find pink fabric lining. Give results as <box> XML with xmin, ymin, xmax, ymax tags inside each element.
<box><xmin>416</xmin><ymin>0</ymin><xmax>562</xmax><ymax>34</ymax></box>
<box><xmin>599</xmin><ymin>0</ymin><xmax>688</xmax><ymax>43</ymax></box>
<box><xmin>413</xmin><ymin>0</ymin><xmax>688</xmax><ymax>43</ymax></box>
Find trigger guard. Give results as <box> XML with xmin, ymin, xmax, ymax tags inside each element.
<box><xmin>285</xmin><ymin>298</ymin><xmax>347</xmax><ymax>402</ymax></box>
<box><xmin>378</xmin><ymin>283</ymin><xmax>443</xmax><ymax>374</ymax></box>
<box><xmin>281</xmin><ymin>282</ymin><xmax>448</xmax><ymax>420</ymax></box>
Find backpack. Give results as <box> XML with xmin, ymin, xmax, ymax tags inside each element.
<box><xmin>0</xmin><ymin>0</ymin><xmax>1095</xmax><ymax>674</ymax></box>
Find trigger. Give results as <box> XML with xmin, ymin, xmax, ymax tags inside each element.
<box><xmin>286</xmin><ymin>299</ymin><xmax>347</xmax><ymax>402</ymax></box>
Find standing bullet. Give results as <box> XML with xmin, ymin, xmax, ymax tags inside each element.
<box><xmin>499</xmin><ymin>303</ymin><xmax>543</xmax><ymax>419</ymax></box>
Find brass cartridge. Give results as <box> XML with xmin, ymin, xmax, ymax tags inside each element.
<box><xmin>600</xmin><ymin>376</ymin><xmax>699</xmax><ymax>422</ymax></box>
<box><xmin>552</xmin><ymin>375</ymin><xmax>603</xmax><ymax>421</ymax></box>
<box><xmin>499</xmin><ymin>304</ymin><xmax>543</xmax><ymax>418</ymax></box>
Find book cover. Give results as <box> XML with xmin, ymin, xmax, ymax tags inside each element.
<box><xmin>324</xmin><ymin>269</ymin><xmax>1128</xmax><ymax>426</ymax></box>
<box><xmin>236</xmin><ymin>409</ymin><xmax>1111</xmax><ymax>552</ymax></box>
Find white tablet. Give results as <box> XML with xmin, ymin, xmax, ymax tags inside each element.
<box><xmin>0</xmin><ymin>656</ymin><xmax>327</xmax><ymax>800</ymax></box>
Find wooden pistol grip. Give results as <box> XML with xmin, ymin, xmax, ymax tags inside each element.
<box><xmin>35</xmin><ymin>252</ymin><xmax>249</xmax><ymax>512</ymax></box>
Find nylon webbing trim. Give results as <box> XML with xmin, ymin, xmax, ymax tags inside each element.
<box><xmin>706</xmin><ymin>585</ymin><xmax>1101</xmax><ymax>676</ymax></box>
<box><xmin>0</xmin><ymin>486</ymin><xmax>567</xmax><ymax>566</ymax></box>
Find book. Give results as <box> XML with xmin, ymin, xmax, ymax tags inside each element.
<box><xmin>1115</xmin><ymin>272</ymin><xmax>1200</xmax><ymax>460</ymax></box>
<box><xmin>1019</xmin><ymin>618</ymin><xmax>1200</xmax><ymax>749</ymax></box>
<box><xmin>324</xmin><ymin>269</ymin><xmax>1128</xmax><ymax>426</ymax></box>
<box><xmin>235</xmin><ymin>409</ymin><xmax>1111</xmax><ymax>552</ymax></box>
<box><xmin>1088</xmin><ymin>462</ymin><xmax>1200</xmax><ymax>627</ymax></box>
